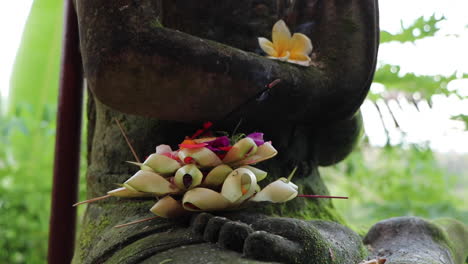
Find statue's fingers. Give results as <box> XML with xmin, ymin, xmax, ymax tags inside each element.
<box><xmin>190</xmin><ymin>212</ymin><xmax>214</xmax><ymax>237</ymax></box>
<box><xmin>244</xmin><ymin>231</ymin><xmax>302</xmax><ymax>263</ymax></box>
<box><xmin>251</xmin><ymin>217</ymin><xmax>312</xmax><ymax>243</ymax></box>
<box><xmin>203</xmin><ymin>216</ymin><xmax>229</xmax><ymax>243</ymax></box>
<box><xmin>218</xmin><ymin>221</ymin><xmax>254</xmax><ymax>252</ymax></box>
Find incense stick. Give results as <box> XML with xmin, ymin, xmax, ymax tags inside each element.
<box><xmin>114</xmin><ymin>118</ymin><xmax>141</xmax><ymax>163</ymax></box>
<box><xmin>114</xmin><ymin>216</ymin><xmax>159</xmax><ymax>228</ymax></box>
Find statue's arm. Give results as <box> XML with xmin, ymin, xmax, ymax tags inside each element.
<box><xmin>75</xmin><ymin>0</ymin><xmax>379</xmax><ymax>123</ymax></box>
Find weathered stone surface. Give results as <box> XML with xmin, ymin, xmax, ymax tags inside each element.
<box><xmin>245</xmin><ymin>218</ymin><xmax>366</xmax><ymax>264</ymax></box>
<box><xmin>203</xmin><ymin>217</ymin><xmax>230</xmax><ymax>243</ymax></box>
<box><xmin>72</xmin><ymin>0</ymin><xmax>381</xmax><ymax>263</ymax></box>
<box><xmin>75</xmin><ymin>0</ymin><xmax>379</xmax><ymax>123</ymax></box>
<box><xmin>72</xmin><ymin>95</ymin><xmax>361</xmax><ymax>263</ymax></box>
<box><xmin>315</xmin><ymin>111</ymin><xmax>364</xmax><ymax>166</ymax></box>
<box><xmin>190</xmin><ymin>213</ymin><xmax>366</xmax><ymax>264</ymax></box>
<box><xmin>218</xmin><ymin>221</ymin><xmax>254</xmax><ymax>252</ymax></box>
<box><xmin>363</xmin><ymin>217</ymin><xmax>468</xmax><ymax>264</ymax></box>
<box><xmin>433</xmin><ymin>218</ymin><xmax>468</xmax><ymax>264</ymax></box>
<box><xmin>310</xmin><ymin>220</ymin><xmax>367</xmax><ymax>263</ymax></box>
<box><xmin>141</xmin><ymin>243</ymin><xmax>279</xmax><ymax>264</ymax></box>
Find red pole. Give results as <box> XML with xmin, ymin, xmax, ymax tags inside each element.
<box><xmin>48</xmin><ymin>0</ymin><xmax>83</xmax><ymax>262</ymax></box>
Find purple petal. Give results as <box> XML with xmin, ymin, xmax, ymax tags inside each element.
<box><xmin>206</xmin><ymin>136</ymin><xmax>230</xmax><ymax>147</ymax></box>
<box><xmin>247</xmin><ymin>132</ymin><xmax>264</xmax><ymax>146</ymax></box>
<box><xmin>205</xmin><ymin>145</ymin><xmax>220</xmax><ymax>152</ymax></box>
<box><xmin>205</xmin><ymin>136</ymin><xmax>231</xmax><ymax>152</ymax></box>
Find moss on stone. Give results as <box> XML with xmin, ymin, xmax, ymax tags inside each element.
<box><xmin>76</xmin><ymin>210</ymin><xmax>111</xmax><ymax>262</ymax></box>
<box><xmin>150</xmin><ymin>17</ymin><xmax>163</xmax><ymax>28</ymax></box>
<box><xmin>432</xmin><ymin>218</ymin><xmax>468</xmax><ymax>264</ymax></box>
<box><xmin>341</xmin><ymin>17</ymin><xmax>359</xmax><ymax>34</ymax></box>
<box><xmin>357</xmin><ymin>243</ymin><xmax>369</xmax><ymax>260</ymax></box>
<box><xmin>104</xmin><ymin>228</ymin><xmax>197</xmax><ymax>264</ymax></box>
<box><xmin>142</xmin><ymin>243</ymin><xmax>277</xmax><ymax>264</ymax></box>
<box><xmin>248</xmin><ymin>188</ymin><xmax>346</xmax><ymax>225</ymax></box>
<box><xmin>364</xmin><ymin>217</ymin><xmax>465</xmax><ymax>264</ymax></box>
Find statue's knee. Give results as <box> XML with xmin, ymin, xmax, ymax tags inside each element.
<box><xmin>364</xmin><ymin>216</ymin><xmax>467</xmax><ymax>264</ymax></box>
<box><xmin>314</xmin><ymin>110</ymin><xmax>364</xmax><ymax>166</ymax></box>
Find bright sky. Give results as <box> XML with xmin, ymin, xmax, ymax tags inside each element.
<box><xmin>365</xmin><ymin>0</ymin><xmax>468</xmax><ymax>152</ymax></box>
<box><xmin>0</xmin><ymin>1</ymin><xmax>33</xmax><ymax>101</ymax></box>
<box><xmin>0</xmin><ymin>0</ymin><xmax>467</xmax><ymax>152</ymax></box>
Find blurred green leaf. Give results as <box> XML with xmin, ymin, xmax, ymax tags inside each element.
<box><xmin>8</xmin><ymin>0</ymin><xmax>63</xmax><ymax>117</ymax></box>
<box><xmin>452</xmin><ymin>114</ymin><xmax>468</xmax><ymax>130</ymax></box>
<box><xmin>371</xmin><ymin>64</ymin><xmax>467</xmax><ymax>101</ymax></box>
<box><xmin>322</xmin><ymin>144</ymin><xmax>468</xmax><ymax>230</ymax></box>
<box><xmin>380</xmin><ymin>14</ymin><xmax>444</xmax><ymax>44</ymax></box>
<box><xmin>1</xmin><ymin>0</ymin><xmax>63</xmax><ymax>263</ymax></box>
<box><xmin>6</xmin><ymin>0</ymin><xmax>63</xmax><ymax>173</ymax></box>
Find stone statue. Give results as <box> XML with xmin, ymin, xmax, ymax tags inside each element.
<box><xmin>72</xmin><ymin>0</ymin><xmax>468</xmax><ymax>263</ymax></box>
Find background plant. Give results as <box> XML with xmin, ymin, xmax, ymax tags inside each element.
<box><xmin>321</xmin><ymin>14</ymin><xmax>468</xmax><ymax>232</ymax></box>
<box><xmin>0</xmin><ymin>0</ymin><xmax>86</xmax><ymax>262</ymax></box>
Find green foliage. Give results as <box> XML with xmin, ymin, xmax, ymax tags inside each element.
<box><xmin>0</xmin><ymin>104</ymin><xmax>56</xmax><ymax>263</ymax></box>
<box><xmin>0</xmin><ymin>0</ymin><xmax>64</xmax><ymax>263</ymax></box>
<box><xmin>371</xmin><ymin>64</ymin><xmax>467</xmax><ymax>101</ymax></box>
<box><xmin>8</xmin><ymin>0</ymin><xmax>63</xmax><ymax>115</ymax></box>
<box><xmin>452</xmin><ymin>114</ymin><xmax>468</xmax><ymax>130</ymax></box>
<box><xmin>322</xmin><ymin>144</ymin><xmax>468</xmax><ymax>230</ymax></box>
<box><xmin>352</xmin><ymin>16</ymin><xmax>468</xmax><ymax>229</ymax></box>
<box><xmin>380</xmin><ymin>14</ymin><xmax>444</xmax><ymax>44</ymax></box>
<box><xmin>0</xmin><ymin>102</ymin><xmax>87</xmax><ymax>264</ymax></box>
<box><xmin>373</xmin><ymin>15</ymin><xmax>467</xmax><ymax>103</ymax></box>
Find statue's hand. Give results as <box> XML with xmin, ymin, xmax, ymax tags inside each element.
<box><xmin>190</xmin><ymin>212</ymin><xmax>365</xmax><ymax>264</ymax></box>
<box><xmin>244</xmin><ymin>217</ymin><xmax>330</xmax><ymax>263</ymax></box>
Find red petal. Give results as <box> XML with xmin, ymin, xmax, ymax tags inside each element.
<box><xmin>179</xmin><ymin>143</ymin><xmax>208</xmax><ymax>149</ymax></box>
<box><xmin>161</xmin><ymin>152</ymin><xmax>179</xmax><ymax>161</ymax></box>
<box><xmin>218</xmin><ymin>146</ymin><xmax>232</xmax><ymax>151</ymax></box>
<box><xmin>203</xmin><ymin>121</ymin><xmax>213</xmax><ymax>129</ymax></box>
<box><xmin>184</xmin><ymin>157</ymin><xmax>194</xmax><ymax>164</ymax></box>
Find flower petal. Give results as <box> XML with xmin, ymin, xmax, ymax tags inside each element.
<box><xmin>203</xmin><ymin>136</ymin><xmax>231</xmax><ymax>153</ymax></box>
<box><xmin>126</xmin><ymin>161</ymin><xmax>153</xmax><ymax>172</ymax></box>
<box><xmin>174</xmin><ymin>164</ymin><xmax>203</xmax><ymax>190</ymax></box>
<box><xmin>240</xmin><ymin>165</ymin><xmax>268</xmax><ymax>182</ymax></box>
<box><xmin>231</xmin><ymin>142</ymin><xmax>278</xmax><ymax>166</ymax></box>
<box><xmin>221</xmin><ymin>168</ymin><xmax>257</xmax><ymax>205</ymax></box>
<box><xmin>179</xmin><ymin>143</ymin><xmax>208</xmax><ymax>149</ymax></box>
<box><xmin>290</xmin><ymin>33</ymin><xmax>312</xmax><ymax>56</ymax></box>
<box><xmin>193</xmin><ymin>137</ymin><xmax>218</xmax><ymax>144</ymax></box>
<box><xmin>203</xmin><ymin>164</ymin><xmax>233</xmax><ymax>188</ymax></box>
<box><xmin>250</xmin><ymin>178</ymin><xmax>298</xmax><ymax>203</ymax></box>
<box><xmin>178</xmin><ymin>147</ymin><xmax>222</xmax><ymax>168</ymax></box>
<box><xmin>107</xmin><ymin>187</ymin><xmax>153</xmax><ymax>198</ymax></box>
<box><xmin>287</xmin><ymin>56</ymin><xmax>312</xmax><ymax>67</ymax></box>
<box><xmin>246</xmin><ymin>132</ymin><xmax>265</xmax><ymax>146</ymax></box>
<box><xmin>222</xmin><ymin>137</ymin><xmax>258</xmax><ymax>163</ymax></box>
<box><xmin>272</xmin><ymin>20</ymin><xmax>291</xmax><ymax>55</ymax></box>
<box><xmin>269</xmin><ymin>51</ymin><xmax>290</xmax><ymax>61</ymax></box>
<box><xmin>182</xmin><ymin>188</ymin><xmax>232</xmax><ymax>211</ymax></box>
<box><xmin>258</xmin><ymin>37</ymin><xmax>277</xmax><ymax>57</ymax></box>
<box><xmin>156</xmin><ymin>144</ymin><xmax>172</xmax><ymax>154</ymax></box>
<box><xmin>140</xmin><ymin>154</ymin><xmax>182</xmax><ymax>175</ymax></box>
<box><xmin>150</xmin><ymin>196</ymin><xmax>186</xmax><ymax>218</ymax></box>
<box><xmin>124</xmin><ymin>170</ymin><xmax>180</xmax><ymax>195</ymax></box>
